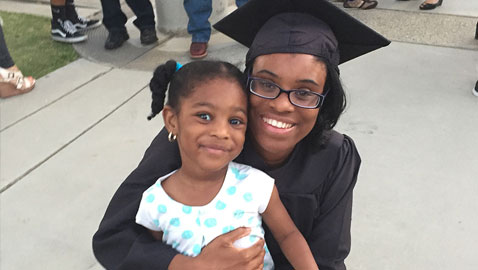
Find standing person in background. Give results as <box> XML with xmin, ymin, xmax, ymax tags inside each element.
<box><xmin>184</xmin><ymin>0</ymin><xmax>248</xmax><ymax>59</ymax></box>
<box><xmin>0</xmin><ymin>24</ymin><xmax>35</xmax><ymax>98</ymax></box>
<box><xmin>100</xmin><ymin>0</ymin><xmax>158</xmax><ymax>50</ymax></box>
<box><xmin>50</xmin><ymin>0</ymin><xmax>101</xmax><ymax>43</ymax></box>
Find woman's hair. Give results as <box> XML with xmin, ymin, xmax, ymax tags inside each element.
<box><xmin>304</xmin><ymin>59</ymin><xmax>346</xmax><ymax>149</ymax></box>
<box><xmin>148</xmin><ymin>60</ymin><xmax>246</xmax><ymax>120</ymax></box>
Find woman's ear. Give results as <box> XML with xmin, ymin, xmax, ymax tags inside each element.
<box><xmin>162</xmin><ymin>105</ymin><xmax>178</xmax><ymax>135</ymax></box>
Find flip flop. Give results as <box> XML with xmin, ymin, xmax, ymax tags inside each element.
<box><xmin>343</xmin><ymin>0</ymin><xmax>378</xmax><ymax>10</ymax></box>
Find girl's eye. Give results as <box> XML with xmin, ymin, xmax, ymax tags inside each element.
<box><xmin>198</xmin><ymin>113</ymin><xmax>211</xmax><ymax>121</ymax></box>
<box><xmin>230</xmin><ymin>118</ymin><xmax>244</xmax><ymax>125</ymax></box>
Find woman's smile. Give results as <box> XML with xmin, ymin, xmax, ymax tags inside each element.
<box><xmin>262</xmin><ymin>117</ymin><xmax>294</xmax><ymax>129</ymax></box>
<box><xmin>261</xmin><ymin>116</ymin><xmax>295</xmax><ymax>135</ymax></box>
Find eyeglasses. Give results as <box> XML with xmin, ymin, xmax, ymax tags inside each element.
<box><xmin>247</xmin><ymin>77</ymin><xmax>327</xmax><ymax>109</ymax></box>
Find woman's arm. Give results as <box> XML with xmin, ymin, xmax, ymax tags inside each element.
<box><xmin>92</xmin><ymin>128</ymin><xmax>182</xmax><ymax>269</ymax></box>
<box><xmin>262</xmin><ymin>186</ymin><xmax>318</xmax><ymax>270</ymax></box>
<box><xmin>307</xmin><ymin>134</ymin><xmax>361</xmax><ymax>270</ymax></box>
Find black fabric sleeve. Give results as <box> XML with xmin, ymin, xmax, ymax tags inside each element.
<box><xmin>310</xmin><ymin>135</ymin><xmax>361</xmax><ymax>270</ymax></box>
<box><xmin>92</xmin><ymin>128</ymin><xmax>182</xmax><ymax>270</ymax></box>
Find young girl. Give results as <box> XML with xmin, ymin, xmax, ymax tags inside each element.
<box><xmin>135</xmin><ymin>60</ymin><xmax>318</xmax><ymax>270</ymax></box>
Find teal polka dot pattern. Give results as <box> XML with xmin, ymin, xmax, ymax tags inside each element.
<box><xmin>182</xmin><ymin>230</ymin><xmax>193</xmax><ymax>239</ymax></box>
<box><xmin>182</xmin><ymin>205</ymin><xmax>192</xmax><ymax>214</ymax></box>
<box><xmin>222</xmin><ymin>226</ymin><xmax>235</xmax><ymax>233</ymax></box>
<box><xmin>231</xmin><ymin>167</ymin><xmax>248</xmax><ymax>180</ymax></box>
<box><xmin>243</xmin><ymin>192</ymin><xmax>253</xmax><ymax>202</ymax></box>
<box><xmin>226</xmin><ymin>186</ymin><xmax>236</xmax><ymax>195</ymax></box>
<box><xmin>153</xmin><ymin>219</ymin><xmax>159</xmax><ymax>227</ymax></box>
<box><xmin>172</xmin><ymin>241</ymin><xmax>179</xmax><ymax>249</ymax></box>
<box><xmin>248</xmin><ymin>217</ymin><xmax>254</xmax><ymax>225</ymax></box>
<box><xmin>215</xmin><ymin>200</ymin><xmax>226</xmax><ymax>210</ymax></box>
<box><xmin>146</xmin><ymin>194</ymin><xmax>155</xmax><ymax>203</ymax></box>
<box><xmin>192</xmin><ymin>244</ymin><xmax>202</xmax><ymax>256</ymax></box>
<box><xmin>170</xmin><ymin>217</ymin><xmax>180</xmax><ymax>227</ymax></box>
<box><xmin>157</xmin><ymin>204</ymin><xmax>167</xmax><ymax>213</ymax></box>
<box><xmin>204</xmin><ymin>218</ymin><xmax>217</xmax><ymax>228</ymax></box>
<box><xmin>233</xmin><ymin>209</ymin><xmax>244</xmax><ymax>219</ymax></box>
<box><xmin>196</xmin><ymin>217</ymin><xmax>201</xmax><ymax>226</ymax></box>
<box><xmin>249</xmin><ymin>235</ymin><xmax>257</xmax><ymax>243</ymax></box>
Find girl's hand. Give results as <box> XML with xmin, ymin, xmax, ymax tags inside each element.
<box><xmin>170</xmin><ymin>227</ymin><xmax>265</xmax><ymax>270</ymax></box>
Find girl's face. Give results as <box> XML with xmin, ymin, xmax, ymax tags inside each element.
<box><xmin>248</xmin><ymin>53</ymin><xmax>327</xmax><ymax>166</ymax></box>
<box><xmin>163</xmin><ymin>78</ymin><xmax>248</xmax><ymax>176</ymax></box>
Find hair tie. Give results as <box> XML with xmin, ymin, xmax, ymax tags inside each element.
<box><xmin>175</xmin><ymin>62</ymin><xmax>182</xmax><ymax>72</ymax></box>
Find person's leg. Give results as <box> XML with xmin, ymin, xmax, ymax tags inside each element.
<box><xmin>100</xmin><ymin>0</ymin><xmax>127</xmax><ymax>32</ymax></box>
<box><xmin>125</xmin><ymin>0</ymin><xmax>155</xmax><ymax>31</ymax></box>
<box><xmin>65</xmin><ymin>0</ymin><xmax>101</xmax><ymax>30</ymax></box>
<box><xmin>50</xmin><ymin>0</ymin><xmax>87</xmax><ymax>43</ymax></box>
<box><xmin>0</xmin><ymin>25</ymin><xmax>35</xmax><ymax>98</ymax></box>
<box><xmin>100</xmin><ymin>0</ymin><xmax>130</xmax><ymax>49</ymax></box>
<box><xmin>124</xmin><ymin>0</ymin><xmax>157</xmax><ymax>45</ymax></box>
<box><xmin>184</xmin><ymin>0</ymin><xmax>212</xmax><ymax>43</ymax></box>
<box><xmin>51</xmin><ymin>0</ymin><xmax>66</xmax><ymax>22</ymax></box>
<box><xmin>184</xmin><ymin>0</ymin><xmax>211</xmax><ymax>58</ymax></box>
<box><xmin>0</xmin><ymin>25</ymin><xmax>14</xmax><ymax>69</ymax></box>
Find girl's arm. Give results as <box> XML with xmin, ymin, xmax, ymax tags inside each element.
<box><xmin>262</xmin><ymin>185</ymin><xmax>319</xmax><ymax>270</ymax></box>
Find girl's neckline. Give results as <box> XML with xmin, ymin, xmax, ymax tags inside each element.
<box><xmin>157</xmin><ymin>164</ymin><xmax>232</xmax><ymax>208</ymax></box>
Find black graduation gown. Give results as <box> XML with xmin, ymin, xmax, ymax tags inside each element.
<box><xmin>92</xmin><ymin>128</ymin><xmax>361</xmax><ymax>270</ymax></box>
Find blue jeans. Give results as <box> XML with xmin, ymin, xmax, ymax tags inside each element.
<box><xmin>184</xmin><ymin>0</ymin><xmax>248</xmax><ymax>43</ymax></box>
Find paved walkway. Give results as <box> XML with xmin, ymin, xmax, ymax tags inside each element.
<box><xmin>1</xmin><ymin>0</ymin><xmax>478</xmax><ymax>269</ymax></box>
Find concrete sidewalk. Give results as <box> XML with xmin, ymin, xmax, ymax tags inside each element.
<box><xmin>1</xmin><ymin>0</ymin><xmax>478</xmax><ymax>269</ymax></box>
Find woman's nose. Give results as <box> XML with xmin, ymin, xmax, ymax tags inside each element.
<box><xmin>269</xmin><ymin>92</ymin><xmax>294</xmax><ymax>112</ymax></box>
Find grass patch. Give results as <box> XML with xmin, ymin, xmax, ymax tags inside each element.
<box><xmin>1</xmin><ymin>11</ymin><xmax>78</xmax><ymax>79</ymax></box>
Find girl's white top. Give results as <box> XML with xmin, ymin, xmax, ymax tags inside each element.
<box><xmin>135</xmin><ymin>162</ymin><xmax>275</xmax><ymax>269</ymax></box>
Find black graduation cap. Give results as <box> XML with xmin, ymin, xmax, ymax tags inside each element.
<box><xmin>213</xmin><ymin>0</ymin><xmax>390</xmax><ymax>67</ymax></box>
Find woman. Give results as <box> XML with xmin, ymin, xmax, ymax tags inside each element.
<box><xmin>92</xmin><ymin>0</ymin><xmax>390</xmax><ymax>269</ymax></box>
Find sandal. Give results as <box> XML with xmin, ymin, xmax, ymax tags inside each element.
<box><xmin>0</xmin><ymin>67</ymin><xmax>36</xmax><ymax>98</ymax></box>
<box><xmin>343</xmin><ymin>0</ymin><xmax>378</xmax><ymax>9</ymax></box>
<box><xmin>419</xmin><ymin>0</ymin><xmax>443</xmax><ymax>10</ymax></box>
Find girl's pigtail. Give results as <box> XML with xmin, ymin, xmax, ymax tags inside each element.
<box><xmin>147</xmin><ymin>60</ymin><xmax>178</xmax><ymax>120</ymax></box>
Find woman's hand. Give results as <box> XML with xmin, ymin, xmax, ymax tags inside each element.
<box><xmin>169</xmin><ymin>227</ymin><xmax>265</xmax><ymax>270</ymax></box>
